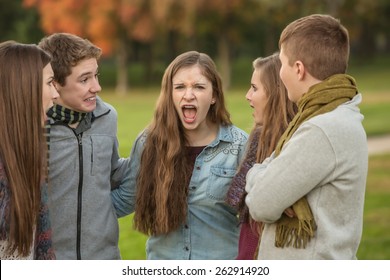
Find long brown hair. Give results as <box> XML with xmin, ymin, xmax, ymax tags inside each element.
<box><xmin>134</xmin><ymin>51</ymin><xmax>231</xmax><ymax>235</ymax></box>
<box><xmin>0</xmin><ymin>41</ymin><xmax>51</xmax><ymax>256</ymax></box>
<box><xmin>238</xmin><ymin>53</ymin><xmax>297</xmax><ymax>218</ymax></box>
<box><xmin>254</xmin><ymin>53</ymin><xmax>297</xmax><ymax>162</ymax></box>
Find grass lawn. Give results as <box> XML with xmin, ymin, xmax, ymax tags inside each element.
<box><xmin>357</xmin><ymin>153</ymin><xmax>390</xmax><ymax>259</ymax></box>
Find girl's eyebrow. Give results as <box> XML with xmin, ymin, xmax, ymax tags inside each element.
<box><xmin>173</xmin><ymin>82</ymin><xmax>207</xmax><ymax>85</ymax></box>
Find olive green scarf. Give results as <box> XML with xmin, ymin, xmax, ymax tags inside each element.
<box><xmin>273</xmin><ymin>74</ymin><xmax>358</xmax><ymax>248</ymax></box>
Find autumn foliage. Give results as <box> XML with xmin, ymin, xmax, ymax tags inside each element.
<box><xmin>23</xmin><ymin>0</ymin><xmax>156</xmax><ymax>55</ymax></box>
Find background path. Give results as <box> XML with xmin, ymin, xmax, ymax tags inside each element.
<box><xmin>368</xmin><ymin>134</ymin><xmax>390</xmax><ymax>155</ymax></box>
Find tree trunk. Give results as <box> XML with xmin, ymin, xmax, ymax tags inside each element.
<box><xmin>143</xmin><ymin>43</ymin><xmax>153</xmax><ymax>84</ymax></box>
<box><xmin>325</xmin><ymin>0</ymin><xmax>344</xmax><ymax>16</ymax></box>
<box><xmin>217</xmin><ymin>34</ymin><xmax>231</xmax><ymax>91</ymax></box>
<box><xmin>115</xmin><ymin>38</ymin><xmax>128</xmax><ymax>95</ymax></box>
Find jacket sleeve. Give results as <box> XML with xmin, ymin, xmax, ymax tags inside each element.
<box><xmin>245</xmin><ymin>122</ymin><xmax>336</xmax><ymax>223</ymax></box>
<box><xmin>110</xmin><ymin>132</ymin><xmax>145</xmax><ymax>218</ymax></box>
<box><xmin>110</xmin><ymin>137</ymin><xmax>130</xmax><ymax>190</ymax></box>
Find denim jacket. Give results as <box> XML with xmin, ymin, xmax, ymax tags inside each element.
<box><xmin>111</xmin><ymin>124</ymin><xmax>248</xmax><ymax>259</ymax></box>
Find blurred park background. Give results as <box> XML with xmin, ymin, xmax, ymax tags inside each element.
<box><xmin>2</xmin><ymin>0</ymin><xmax>389</xmax><ymax>259</ymax></box>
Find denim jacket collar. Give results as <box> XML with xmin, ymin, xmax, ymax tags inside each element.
<box><xmin>208</xmin><ymin>124</ymin><xmax>237</xmax><ymax>147</ymax></box>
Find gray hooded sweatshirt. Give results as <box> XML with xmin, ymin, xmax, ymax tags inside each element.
<box><xmin>48</xmin><ymin>97</ymin><xmax>128</xmax><ymax>259</ymax></box>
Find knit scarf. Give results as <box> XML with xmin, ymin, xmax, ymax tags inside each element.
<box><xmin>46</xmin><ymin>104</ymin><xmax>87</xmax><ymax>125</ymax></box>
<box><xmin>45</xmin><ymin>103</ymin><xmax>88</xmax><ymax>175</ymax></box>
<box><xmin>226</xmin><ymin>126</ymin><xmax>261</xmax><ymax>222</ymax></box>
<box><xmin>273</xmin><ymin>74</ymin><xmax>358</xmax><ymax>248</ymax></box>
<box><xmin>44</xmin><ymin>120</ymin><xmax>50</xmax><ymax>179</ymax></box>
<box><xmin>226</xmin><ymin>127</ymin><xmax>261</xmax><ymax>259</ymax></box>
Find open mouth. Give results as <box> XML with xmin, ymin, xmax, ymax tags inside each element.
<box><xmin>182</xmin><ymin>105</ymin><xmax>197</xmax><ymax>123</ymax></box>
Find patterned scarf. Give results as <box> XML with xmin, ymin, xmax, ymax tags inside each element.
<box><xmin>273</xmin><ymin>74</ymin><xmax>358</xmax><ymax>248</ymax></box>
<box><xmin>226</xmin><ymin>127</ymin><xmax>261</xmax><ymax>259</ymax></box>
<box><xmin>44</xmin><ymin>120</ymin><xmax>50</xmax><ymax>179</ymax></box>
<box><xmin>45</xmin><ymin>104</ymin><xmax>87</xmax><ymax>175</ymax></box>
<box><xmin>46</xmin><ymin>104</ymin><xmax>87</xmax><ymax>125</ymax></box>
<box><xmin>34</xmin><ymin>182</ymin><xmax>56</xmax><ymax>259</ymax></box>
<box><xmin>226</xmin><ymin>126</ymin><xmax>261</xmax><ymax>222</ymax></box>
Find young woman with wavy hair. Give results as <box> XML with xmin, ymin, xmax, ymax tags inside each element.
<box><xmin>226</xmin><ymin>53</ymin><xmax>297</xmax><ymax>259</ymax></box>
<box><xmin>0</xmin><ymin>41</ymin><xmax>58</xmax><ymax>259</ymax></box>
<box><xmin>113</xmin><ymin>51</ymin><xmax>248</xmax><ymax>259</ymax></box>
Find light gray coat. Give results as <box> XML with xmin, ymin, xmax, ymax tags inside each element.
<box><xmin>246</xmin><ymin>94</ymin><xmax>368</xmax><ymax>259</ymax></box>
<box><xmin>48</xmin><ymin>97</ymin><xmax>128</xmax><ymax>259</ymax></box>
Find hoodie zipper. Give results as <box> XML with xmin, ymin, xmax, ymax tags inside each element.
<box><xmin>50</xmin><ymin>106</ymin><xmax>110</xmax><ymax>259</ymax></box>
<box><xmin>75</xmin><ymin>132</ymin><xmax>84</xmax><ymax>260</ymax></box>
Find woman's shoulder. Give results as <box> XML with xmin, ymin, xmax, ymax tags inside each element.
<box><xmin>130</xmin><ymin>129</ymin><xmax>148</xmax><ymax>151</ymax></box>
<box><xmin>220</xmin><ymin>124</ymin><xmax>249</xmax><ymax>143</ymax></box>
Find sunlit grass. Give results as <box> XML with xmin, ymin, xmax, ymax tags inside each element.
<box><xmin>357</xmin><ymin>154</ymin><xmax>390</xmax><ymax>260</ymax></box>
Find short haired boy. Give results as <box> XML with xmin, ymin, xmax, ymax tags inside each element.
<box><xmin>245</xmin><ymin>14</ymin><xmax>368</xmax><ymax>259</ymax></box>
<box><xmin>39</xmin><ymin>33</ymin><xmax>129</xmax><ymax>259</ymax></box>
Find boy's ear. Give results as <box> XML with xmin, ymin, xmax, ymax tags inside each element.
<box><xmin>295</xmin><ymin>60</ymin><xmax>305</xmax><ymax>81</ymax></box>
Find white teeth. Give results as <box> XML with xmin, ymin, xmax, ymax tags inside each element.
<box><xmin>183</xmin><ymin>105</ymin><xmax>195</xmax><ymax>108</ymax></box>
<box><xmin>86</xmin><ymin>97</ymin><xmax>96</xmax><ymax>101</ymax></box>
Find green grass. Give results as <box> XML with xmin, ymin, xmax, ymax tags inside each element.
<box><xmin>99</xmin><ymin>58</ymin><xmax>390</xmax><ymax>259</ymax></box>
<box><xmin>361</xmin><ymin>102</ymin><xmax>390</xmax><ymax>136</ymax></box>
<box><xmin>118</xmin><ymin>214</ymin><xmax>148</xmax><ymax>259</ymax></box>
<box><xmin>348</xmin><ymin>55</ymin><xmax>390</xmax><ymax>93</ymax></box>
<box><xmin>348</xmin><ymin>55</ymin><xmax>390</xmax><ymax>136</ymax></box>
<box><xmin>357</xmin><ymin>154</ymin><xmax>390</xmax><ymax>260</ymax></box>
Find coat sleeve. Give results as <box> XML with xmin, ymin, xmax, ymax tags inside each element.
<box><xmin>245</xmin><ymin>123</ymin><xmax>336</xmax><ymax>223</ymax></box>
<box><xmin>110</xmin><ymin>132</ymin><xmax>145</xmax><ymax>218</ymax></box>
